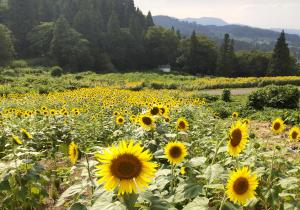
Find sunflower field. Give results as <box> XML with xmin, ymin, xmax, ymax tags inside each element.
<box><xmin>0</xmin><ymin>84</ymin><xmax>300</xmax><ymax>210</ymax></box>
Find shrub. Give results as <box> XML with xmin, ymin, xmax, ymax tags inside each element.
<box><xmin>248</xmin><ymin>85</ymin><xmax>299</xmax><ymax>109</ymax></box>
<box><xmin>51</xmin><ymin>66</ymin><xmax>63</xmax><ymax>77</ymax></box>
<box><xmin>221</xmin><ymin>89</ymin><xmax>231</xmax><ymax>102</ymax></box>
<box><xmin>10</xmin><ymin>60</ymin><xmax>28</xmax><ymax>68</ymax></box>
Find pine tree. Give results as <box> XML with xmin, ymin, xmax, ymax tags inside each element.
<box><xmin>107</xmin><ymin>10</ymin><xmax>121</xmax><ymax>35</ymax></box>
<box><xmin>8</xmin><ymin>0</ymin><xmax>38</xmax><ymax>55</ymax></box>
<box><xmin>0</xmin><ymin>24</ymin><xmax>15</xmax><ymax>66</ymax></box>
<box><xmin>268</xmin><ymin>31</ymin><xmax>294</xmax><ymax>75</ymax></box>
<box><xmin>146</xmin><ymin>11</ymin><xmax>154</xmax><ymax>28</ymax></box>
<box><xmin>217</xmin><ymin>33</ymin><xmax>236</xmax><ymax>76</ymax></box>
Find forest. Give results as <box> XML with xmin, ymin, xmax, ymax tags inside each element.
<box><xmin>0</xmin><ymin>0</ymin><xmax>299</xmax><ymax>77</ymax></box>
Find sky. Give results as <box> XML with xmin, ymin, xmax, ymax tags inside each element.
<box><xmin>134</xmin><ymin>0</ymin><xmax>300</xmax><ymax>29</ymax></box>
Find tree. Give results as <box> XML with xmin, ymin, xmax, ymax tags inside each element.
<box><xmin>0</xmin><ymin>24</ymin><xmax>15</xmax><ymax>66</ymax></box>
<box><xmin>146</xmin><ymin>11</ymin><xmax>154</xmax><ymax>28</ymax></box>
<box><xmin>107</xmin><ymin>10</ymin><xmax>121</xmax><ymax>35</ymax></box>
<box><xmin>176</xmin><ymin>31</ymin><xmax>217</xmax><ymax>75</ymax></box>
<box><xmin>144</xmin><ymin>26</ymin><xmax>179</xmax><ymax>68</ymax></box>
<box><xmin>8</xmin><ymin>0</ymin><xmax>39</xmax><ymax>56</ymax></box>
<box><xmin>236</xmin><ymin>51</ymin><xmax>271</xmax><ymax>77</ymax></box>
<box><xmin>217</xmin><ymin>33</ymin><xmax>236</xmax><ymax>76</ymax></box>
<box><xmin>50</xmin><ymin>17</ymin><xmax>93</xmax><ymax>71</ymax></box>
<box><xmin>268</xmin><ymin>31</ymin><xmax>297</xmax><ymax>75</ymax></box>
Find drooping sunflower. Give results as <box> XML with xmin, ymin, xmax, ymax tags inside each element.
<box><xmin>116</xmin><ymin>116</ymin><xmax>125</xmax><ymax>125</ymax></box>
<box><xmin>139</xmin><ymin>114</ymin><xmax>155</xmax><ymax>131</ymax></box>
<box><xmin>226</xmin><ymin>167</ymin><xmax>258</xmax><ymax>205</ymax></box>
<box><xmin>228</xmin><ymin>121</ymin><xmax>248</xmax><ymax>157</ymax></box>
<box><xmin>69</xmin><ymin>142</ymin><xmax>80</xmax><ymax>165</ymax></box>
<box><xmin>165</xmin><ymin>141</ymin><xmax>188</xmax><ymax>164</ymax></box>
<box><xmin>21</xmin><ymin>128</ymin><xmax>33</xmax><ymax>140</ymax></box>
<box><xmin>232</xmin><ymin>112</ymin><xmax>239</xmax><ymax>119</ymax></box>
<box><xmin>176</xmin><ymin>117</ymin><xmax>189</xmax><ymax>132</ymax></box>
<box><xmin>12</xmin><ymin>134</ymin><xmax>23</xmax><ymax>145</ymax></box>
<box><xmin>95</xmin><ymin>140</ymin><xmax>157</xmax><ymax>195</ymax></box>
<box><xmin>271</xmin><ymin>118</ymin><xmax>285</xmax><ymax>135</ymax></box>
<box><xmin>289</xmin><ymin>126</ymin><xmax>300</xmax><ymax>142</ymax></box>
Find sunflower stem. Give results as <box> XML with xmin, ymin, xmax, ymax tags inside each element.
<box><xmin>85</xmin><ymin>153</ymin><xmax>95</xmax><ymax>195</ymax></box>
<box><xmin>123</xmin><ymin>193</ymin><xmax>138</xmax><ymax>210</ymax></box>
<box><xmin>211</xmin><ymin>137</ymin><xmax>226</xmax><ymax>165</ymax></box>
<box><xmin>218</xmin><ymin>192</ymin><xmax>227</xmax><ymax>210</ymax></box>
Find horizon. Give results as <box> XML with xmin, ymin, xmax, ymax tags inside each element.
<box><xmin>135</xmin><ymin>0</ymin><xmax>300</xmax><ymax>30</ymax></box>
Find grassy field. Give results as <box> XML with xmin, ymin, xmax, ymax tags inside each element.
<box><xmin>0</xmin><ymin>68</ymin><xmax>299</xmax><ymax>209</ymax></box>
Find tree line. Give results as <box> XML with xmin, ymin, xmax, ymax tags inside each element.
<box><xmin>0</xmin><ymin>0</ymin><xmax>299</xmax><ymax>76</ymax></box>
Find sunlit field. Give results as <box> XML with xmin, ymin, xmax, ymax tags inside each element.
<box><xmin>0</xmin><ymin>78</ymin><xmax>299</xmax><ymax>209</ymax></box>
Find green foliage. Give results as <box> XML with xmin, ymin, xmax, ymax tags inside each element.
<box><xmin>50</xmin><ymin>17</ymin><xmax>93</xmax><ymax>71</ymax></box>
<box><xmin>51</xmin><ymin>66</ymin><xmax>63</xmax><ymax>77</ymax></box>
<box><xmin>268</xmin><ymin>31</ymin><xmax>297</xmax><ymax>76</ymax></box>
<box><xmin>221</xmin><ymin>89</ymin><xmax>231</xmax><ymax>102</ymax></box>
<box><xmin>248</xmin><ymin>85</ymin><xmax>299</xmax><ymax>109</ymax></box>
<box><xmin>144</xmin><ymin>26</ymin><xmax>179</xmax><ymax>68</ymax></box>
<box><xmin>176</xmin><ymin>31</ymin><xmax>217</xmax><ymax>75</ymax></box>
<box><xmin>217</xmin><ymin>33</ymin><xmax>236</xmax><ymax>77</ymax></box>
<box><xmin>0</xmin><ymin>24</ymin><xmax>15</xmax><ymax>66</ymax></box>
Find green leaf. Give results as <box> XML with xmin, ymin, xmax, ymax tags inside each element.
<box><xmin>279</xmin><ymin>177</ymin><xmax>299</xmax><ymax>190</ymax></box>
<box><xmin>204</xmin><ymin>164</ymin><xmax>224</xmax><ymax>183</ymax></box>
<box><xmin>69</xmin><ymin>203</ymin><xmax>87</xmax><ymax>210</ymax></box>
<box><xmin>182</xmin><ymin>197</ymin><xmax>209</xmax><ymax>210</ymax></box>
<box><xmin>141</xmin><ymin>192</ymin><xmax>171</xmax><ymax>210</ymax></box>
<box><xmin>190</xmin><ymin>157</ymin><xmax>207</xmax><ymax>167</ymax></box>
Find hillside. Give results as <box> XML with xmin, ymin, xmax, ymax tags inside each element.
<box><xmin>153</xmin><ymin>15</ymin><xmax>300</xmax><ymax>59</ymax></box>
<box><xmin>183</xmin><ymin>17</ymin><xmax>228</xmax><ymax>26</ymax></box>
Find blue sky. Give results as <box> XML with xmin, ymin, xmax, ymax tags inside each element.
<box><xmin>135</xmin><ymin>0</ymin><xmax>300</xmax><ymax>29</ymax></box>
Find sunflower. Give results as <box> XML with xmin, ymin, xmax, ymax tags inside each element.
<box><xmin>232</xmin><ymin>112</ymin><xmax>239</xmax><ymax>119</ymax></box>
<box><xmin>139</xmin><ymin>114</ymin><xmax>155</xmax><ymax>131</ymax></box>
<box><xmin>176</xmin><ymin>117</ymin><xmax>189</xmax><ymax>132</ymax></box>
<box><xmin>289</xmin><ymin>126</ymin><xmax>300</xmax><ymax>142</ymax></box>
<box><xmin>149</xmin><ymin>106</ymin><xmax>160</xmax><ymax>116</ymax></box>
<box><xmin>242</xmin><ymin>119</ymin><xmax>250</xmax><ymax>127</ymax></box>
<box><xmin>116</xmin><ymin>116</ymin><xmax>125</xmax><ymax>125</ymax></box>
<box><xmin>12</xmin><ymin>134</ymin><xmax>23</xmax><ymax>145</ymax></box>
<box><xmin>69</xmin><ymin>142</ymin><xmax>80</xmax><ymax>165</ymax></box>
<box><xmin>180</xmin><ymin>166</ymin><xmax>189</xmax><ymax>175</ymax></box>
<box><xmin>228</xmin><ymin>121</ymin><xmax>248</xmax><ymax>157</ymax></box>
<box><xmin>226</xmin><ymin>167</ymin><xmax>258</xmax><ymax>205</ymax></box>
<box><xmin>21</xmin><ymin>128</ymin><xmax>33</xmax><ymax>140</ymax></box>
<box><xmin>165</xmin><ymin>141</ymin><xmax>188</xmax><ymax>165</ymax></box>
<box><xmin>95</xmin><ymin>140</ymin><xmax>157</xmax><ymax>195</ymax></box>
<box><xmin>271</xmin><ymin>118</ymin><xmax>285</xmax><ymax>134</ymax></box>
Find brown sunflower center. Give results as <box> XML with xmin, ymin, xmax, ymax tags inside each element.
<box><xmin>179</xmin><ymin>121</ymin><xmax>186</xmax><ymax>129</ymax></box>
<box><xmin>73</xmin><ymin>147</ymin><xmax>77</xmax><ymax>156</ymax></box>
<box><xmin>118</xmin><ymin>118</ymin><xmax>123</xmax><ymax>123</ymax></box>
<box><xmin>273</xmin><ymin>122</ymin><xmax>281</xmax><ymax>130</ymax></box>
<box><xmin>110</xmin><ymin>154</ymin><xmax>142</xmax><ymax>180</ymax></box>
<box><xmin>160</xmin><ymin>108</ymin><xmax>165</xmax><ymax>114</ymax></box>
<box><xmin>150</xmin><ymin>107</ymin><xmax>159</xmax><ymax>115</ymax></box>
<box><xmin>233</xmin><ymin>177</ymin><xmax>249</xmax><ymax>195</ymax></box>
<box><xmin>292</xmin><ymin>131</ymin><xmax>298</xmax><ymax>140</ymax></box>
<box><xmin>169</xmin><ymin>146</ymin><xmax>182</xmax><ymax>158</ymax></box>
<box><xmin>142</xmin><ymin>117</ymin><xmax>152</xmax><ymax>125</ymax></box>
<box><xmin>230</xmin><ymin>128</ymin><xmax>242</xmax><ymax>147</ymax></box>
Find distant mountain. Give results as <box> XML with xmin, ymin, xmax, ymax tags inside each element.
<box><xmin>153</xmin><ymin>15</ymin><xmax>300</xmax><ymax>59</ymax></box>
<box><xmin>271</xmin><ymin>28</ymin><xmax>300</xmax><ymax>36</ymax></box>
<box><xmin>183</xmin><ymin>17</ymin><xmax>228</xmax><ymax>26</ymax></box>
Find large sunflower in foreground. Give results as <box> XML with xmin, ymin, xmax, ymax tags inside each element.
<box><xmin>271</xmin><ymin>118</ymin><xmax>285</xmax><ymax>134</ymax></box>
<box><xmin>226</xmin><ymin>167</ymin><xmax>258</xmax><ymax>205</ymax></box>
<box><xmin>69</xmin><ymin>142</ymin><xmax>80</xmax><ymax>165</ymax></box>
<box><xmin>289</xmin><ymin>126</ymin><xmax>300</xmax><ymax>141</ymax></box>
<box><xmin>95</xmin><ymin>140</ymin><xmax>157</xmax><ymax>195</ymax></box>
<box><xmin>228</xmin><ymin>121</ymin><xmax>248</xmax><ymax>157</ymax></box>
<box><xmin>165</xmin><ymin>141</ymin><xmax>187</xmax><ymax>164</ymax></box>
<box><xmin>176</xmin><ymin>117</ymin><xmax>189</xmax><ymax>132</ymax></box>
<box><xmin>139</xmin><ymin>114</ymin><xmax>155</xmax><ymax>131</ymax></box>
